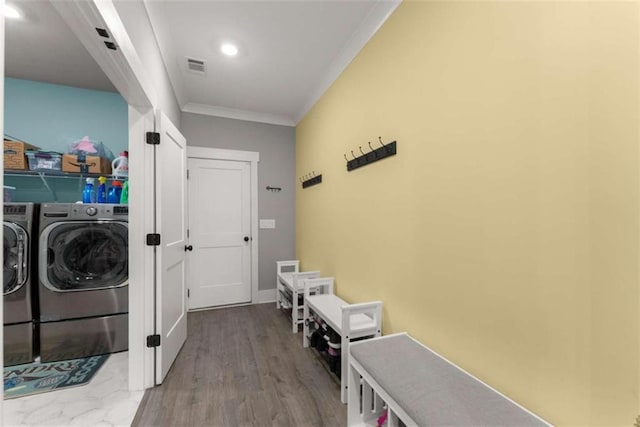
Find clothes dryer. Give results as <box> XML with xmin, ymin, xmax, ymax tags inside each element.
<box><xmin>4</xmin><ymin>203</ymin><xmax>36</xmax><ymax>366</ymax></box>
<box><xmin>38</xmin><ymin>203</ymin><xmax>128</xmax><ymax>362</ymax></box>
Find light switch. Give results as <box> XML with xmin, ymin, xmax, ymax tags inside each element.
<box><xmin>260</xmin><ymin>219</ymin><xmax>276</xmax><ymax>229</ymax></box>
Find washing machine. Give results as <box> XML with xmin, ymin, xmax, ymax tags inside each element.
<box><xmin>38</xmin><ymin>203</ymin><xmax>128</xmax><ymax>362</ymax></box>
<box><xmin>4</xmin><ymin>203</ymin><xmax>37</xmax><ymax>366</ymax></box>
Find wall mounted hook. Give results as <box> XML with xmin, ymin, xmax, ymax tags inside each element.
<box><xmin>346</xmin><ymin>138</ymin><xmax>397</xmax><ymax>172</ymax></box>
<box><xmin>301</xmin><ymin>172</ymin><xmax>323</xmax><ymax>189</ymax></box>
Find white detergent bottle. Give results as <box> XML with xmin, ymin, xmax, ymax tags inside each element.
<box><xmin>112</xmin><ymin>150</ymin><xmax>129</xmax><ymax>178</ymax></box>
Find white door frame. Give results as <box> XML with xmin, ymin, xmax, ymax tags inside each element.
<box><xmin>52</xmin><ymin>0</ymin><xmax>158</xmax><ymax>390</ymax></box>
<box><xmin>187</xmin><ymin>147</ymin><xmax>260</xmax><ymax>304</ymax></box>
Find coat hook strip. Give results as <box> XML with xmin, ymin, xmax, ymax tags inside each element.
<box><xmin>346</xmin><ymin>140</ymin><xmax>397</xmax><ymax>172</ymax></box>
<box><xmin>302</xmin><ymin>173</ymin><xmax>323</xmax><ymax>189</ymax></box>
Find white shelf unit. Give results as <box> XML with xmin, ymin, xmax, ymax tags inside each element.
<box><xmin>303</xmin><ymin>278</ymin><xmax>382</xmax><ymax>404</ymax></box>
<box><xmin>275</xmin><ymin>260</ymin><xmax>320</xmax><ymax>333</ymax></box>
<box><xmin>347</xmin><ymin>333</ymin><xmax>553</xmax><ymax>427</ymax></box>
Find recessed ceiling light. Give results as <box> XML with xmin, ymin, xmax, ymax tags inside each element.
<box><xmin>221</xmin><ymin>43</ymin><xmax>238</xmax><ymax>57</ymax></box>
<box><xmin>5</xmin><ymin>3</ymin><xmax>22</xmax><ymax>20</ymax></box>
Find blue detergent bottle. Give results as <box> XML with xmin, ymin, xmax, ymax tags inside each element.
<box><xmin>82</xmin><ymin>178</ymin><xmax>96</xmax><ymax>203</ymax></box>
<box><xmin>107</xmin><ymin>180</ymin><xmax>123</xmax><ymax>204</ymax></box>
<box><xmin>97</xmin><ymin>176</ymin><xmax>107</xmax><ymax>203</ymax></box>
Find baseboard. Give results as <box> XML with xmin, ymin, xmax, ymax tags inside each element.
<box><xmin>256</xmin><ymin>289</ymin><xmax>277</xmax><ymax>304</ymax></box>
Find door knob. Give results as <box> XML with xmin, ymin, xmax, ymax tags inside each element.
<box><xmin>244</xmin><ymin>236</ymin><xmax>250</xmax><ymax>242</ymax></box>
<box><xmin>185</xmin><ymin>245</ymin><xmax>193</xmax><ymax>252</ymax></box>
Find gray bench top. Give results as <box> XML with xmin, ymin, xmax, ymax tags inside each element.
<box><xmin>350</xmin><ymin>334</ymin><xmax>549</xmax><ymax>427</ymax></box>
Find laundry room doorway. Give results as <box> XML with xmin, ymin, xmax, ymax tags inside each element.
<box><xmin>50</xmin><ymin>0</ymin><xmax>190</xmax><ymax>391</ymax></box>
<box><xmin>1</xmin><ymin>0</ymin><xmax>185</xmax><ymax>411</ymax></box>
<box><xmin>2</xmin><ymin>0</ymin><xmax>140</xmax><ymax>406</ymax></box>
<box><xmin>186</xmin><ymin>147</ymin><xmax>259</xmax><ymax>310</ymax></box>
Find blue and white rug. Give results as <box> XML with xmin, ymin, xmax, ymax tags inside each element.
<box><xmin>3</xmin><ymin>355</ymin><xmax>109</xmax><ymax>399</ymax></box>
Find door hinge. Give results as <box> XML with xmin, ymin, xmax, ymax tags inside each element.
<box><xmin>146</xmin><ymin>131</ymin><xmax>160</xmax><ymax>145</ymax></box>
<box><xmin>187</xmin><ymin>169</ymin><xmax>190</xmax><ymax>180</ymax></box>
<box><xmin>188</xmin><ymin>289</ymin><xmax>190</xmax><ymax>298</ymax></box>
<box><xmin>146</xmin><ymin>334</ymin><xmax>161</xmax><ymax>348</ymax></box>
<box><xmin>187</xmin><ymin>229</ymin><xmax>190</xmax><ymax>238</ymax></box>
<box><xmin>146</xmin><ymin>233</ymin><xmax>161</xmax><ymax>246</ymax></box>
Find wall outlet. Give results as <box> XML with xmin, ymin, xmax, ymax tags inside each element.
<box><xmin>260</xmin><ymin>219</ymin><xmax>276</xmax><ymax>229</ymax></box>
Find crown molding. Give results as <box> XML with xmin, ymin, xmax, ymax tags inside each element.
<box><xmin>181</xmin><ymin>102</ymin><xmax>295</xmax><ymax>127</ymax></box>
<box><xmin>293</xmin><ymin>0</ymin><xmax>402</xmax><ymax>124</ymax></box>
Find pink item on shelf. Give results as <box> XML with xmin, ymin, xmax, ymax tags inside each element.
<box><xmin>71</xmin><ymin>136</ymin><xmax>98</xmax><ymax>153</ymax></box>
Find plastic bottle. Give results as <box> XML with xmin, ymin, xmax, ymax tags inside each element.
<box><xmin>82</xmin><ymin>178</ymin><xmax>96</xmax><ymax>203</ymax></box>
<box><xmin>112</xmin><ymin>150</ymin><xmax>129</xmax><ymax>179</ymax></box>
<box><xmin>120</xmin><ymin>181</ymin><xmax>129</xmax><ymax>205</ymax></box>
<box><xmin>107</xmin><ymin>180</ymin><xmax>123</xmax><ymax>204</ymax></box>
<box><xmin>97</xmin><ymin>176</ymin><xmax>107</xmax><ymax>203</ymax></box>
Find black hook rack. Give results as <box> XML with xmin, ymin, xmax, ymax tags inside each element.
<box><xmin>301</xmin><ymin>171</ymin><xmax>322</xmax><ymax>189</ymax></box>
<box><xmin>345</xmin><ymin>137</ymin><xmax>397</xmax><ymax>171</ymax></box>
<box><xmin>266</xmin><ymin>186</ymin><xmax>282</xmax><ymax>192</ymax></box>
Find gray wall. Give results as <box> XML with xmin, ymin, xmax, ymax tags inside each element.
<box><xmin>181</xmin><ymin>112</ymin><xmax>295</xmax><ymax>292</ymax></box>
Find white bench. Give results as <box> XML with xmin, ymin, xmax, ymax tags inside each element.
<box><xmin>276</xmin><ymin>260</ymin><xmax>320</xmax><ymax>333</ymax></box>
<box><xmin>348</xmin><ymin>333</ymin><xmax>552</xmax><ymax>427</ymax></box>
<box><xmin>303</xmin><ymin>277</ymin><xmax>382</xmax><ymax>404</ymax></box>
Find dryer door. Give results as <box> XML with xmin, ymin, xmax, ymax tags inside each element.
<box><xmin>4</xmin><ymin>223</ymin><xmax>28</xmax><ymax>295</ymax></box>
<box><xmin>40</xmin><ymin>221</ymin><xmax>128</xmax><ymax>292</ymax></box>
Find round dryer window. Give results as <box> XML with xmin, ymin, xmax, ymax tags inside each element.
<box><xmin>4</xmin><ymin>223</ymin><xmax>28</xmax><ymax>295</ymax></box>
<box><xmin>41</xmin><ymin>221</ymin><xmax>128</xmax><ymax>291</ymax></box>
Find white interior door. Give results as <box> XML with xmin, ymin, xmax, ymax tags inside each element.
<box><xmin>155</xmin><ymin>112</ymin><xmax>188</xmax><ymax>383</ymax></box>
<box><xmin>187</xmin><ymin>158</ymin><xmax>252</xmax><ymax>309</ymax></box>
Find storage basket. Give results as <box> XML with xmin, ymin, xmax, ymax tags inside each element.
<box><xmin>25</xmin><ymin>151</ymin><xmax>63</xmax><ymax>171</ymax></box>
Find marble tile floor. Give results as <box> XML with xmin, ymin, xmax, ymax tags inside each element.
<box><xmin>3</xmin><ymin>352</ymin><xmax>144</xmax><ymax>427</ymax></box>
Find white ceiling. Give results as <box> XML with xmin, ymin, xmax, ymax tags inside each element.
<box><xmin>4</xmin><ymin>1</ymin><xmax>116</xmax><ymax>93</ymax></box>
<box><xmin>144</xmin><ymin>0</ymin><xmax>400</xmax><ymax>126</ymax></box>
<box><xmin>4</xmin><ymin>1</ymin><xmax>400</xmax><ymax>127</ymax></box>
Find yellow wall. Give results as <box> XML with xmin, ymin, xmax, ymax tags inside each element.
<box><xmin>296</xmin><ymin>2</ymin><xmax>639</xmax><ymax>425</ymax></box>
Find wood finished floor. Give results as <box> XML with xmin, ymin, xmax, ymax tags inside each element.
<box><xmin>132</xmin><ymin>303</ymin><xmax>346</xmax><ymax>427</ymax></box>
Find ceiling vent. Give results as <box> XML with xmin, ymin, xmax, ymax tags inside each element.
<box><xmin>186</xmin><ymin>57</ymin><xmax>206</xmax><ymax>74</ymax></box>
